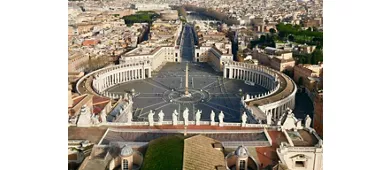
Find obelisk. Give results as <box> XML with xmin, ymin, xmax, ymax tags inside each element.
<box><xmin>185</xmin><ymin>63</ymin><xmax>189</xmax><ymax>96</ymax></box>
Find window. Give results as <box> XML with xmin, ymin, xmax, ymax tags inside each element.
<box><xmin>123</xmin><ymin>159</ymin><xmax>129</xmax><ymax>170</ymax></box>
<box><xmin>239</xmin><ymin>160</ymin><xmax>245</xmax><ymax>170</ymax></box>
<box><xmin>295</xmin><ymin>161</ymin><xmax>305</xmax><ymax>168</ymax></box>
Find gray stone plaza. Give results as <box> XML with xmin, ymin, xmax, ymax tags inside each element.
<box><xmin>107</xmin><ymin>62</ymin><xmax>268</xmax><ymax>122</ymax></box>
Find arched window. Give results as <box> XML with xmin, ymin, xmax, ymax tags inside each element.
<box><xmin>239</xmin><ymin>160</ymin><xmax>245</xmax><ymax>170</ymax></box>
<box><xmin>122</xmin><ymin>159</ymin><xmax>129</xmax><ymax>170</ymax></box>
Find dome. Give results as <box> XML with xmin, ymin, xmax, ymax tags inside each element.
<box><xmin>234</xmin><ymin>145</ymin><xmax>249</xmax><ymax>158</ymax></box>
<box><xmin>121</xmin><ymin>145</ymin><xmax>134</xmax><ymax>157</ymax></box>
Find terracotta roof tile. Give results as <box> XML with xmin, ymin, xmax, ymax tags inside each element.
<box><xmin>183</xmin><ymin>135</ymin><xmax>225</xmax><ymax>170</ymax></box>
<box><xmin>255</xmin><ymin>147</ymin><xmax>279</xmax><ymax>168</ymax></box>
<box><xmin>72</xmin><ymin>94</ymin><xmax>87</xmax><ymax>107</ymax></box>
<box><xmin>267</xmin><ymin>130</ymin><xmax>288</xmax><ymax>147</ymax></box>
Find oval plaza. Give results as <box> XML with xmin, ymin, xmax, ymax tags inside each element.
<box><xmin>76</xmin><ymin>30</ymin><xmax>296</xmax><ymax>124</ymax></box>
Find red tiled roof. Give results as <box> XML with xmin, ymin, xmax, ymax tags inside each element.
<box><xmin>267</xmin><ymin>130</ymin><xmax>288</xmax><ymax>147</ymax></box>
<box><xmin>93</xmin><ymin>105</ymin><xmax>105</xmax><ymax>115</ymax></box>
<box><xmin>255</xmin><ymin>147</ymin><xmax>279</xmax><ymax>168</ymax></box>
<box><xmin>92</xmin><ymin>96</ymin><xmax>110</xmax><ymax>104</ymax></box>
<box><xmin>72</xmin><ymin>94</ymin><xmax>87</xmax><ymax>108</ymax></box>
<box><xmin>92</xmin><ymin>96</ymin><xmax>110</xmax><ymax>114</ymax></box>
<box><xmin>82</xmin><ymin>39</ymin><xmax>100</xmax><ymax>46</ymax></box>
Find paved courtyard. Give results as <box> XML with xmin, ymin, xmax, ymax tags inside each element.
<box><xmin>107</xmin><ymin>62</ymin><xmax>268</xmax><ymax>122</ymax></box>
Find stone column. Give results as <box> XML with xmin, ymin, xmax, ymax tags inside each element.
<box><xmin>149</xmin><ymin>68</ymin><xmax>151</xmax><ymax>78</ymax></box>
<box><xmin>229</xmin><ymin>68</ymin><xmax>233</xmax><ymax>79</ymax></box>
<box><xmin>223</xmin><ymin>68</ymin><xmax>227</xmax><ymax>78</ymax></box>
<box><xmin>125</xmin><ymin>71</ymin><xmax>128</xmax><ymax>81</ymax></box>
<box><xmin>259</xmin><ymin>74</ymin><xmax>262</xmax><ymax>85</ymax></box>
<box><xmin>267</xmin><ymin>78</ymin><xmax>270</xmax><ymax>89</ymax></box>
<box><xmin>113</xmin><ymin>74</ymin><xmax>116</xmax><ymax>84</ymax></box>
<box><xmin>104</xmin><ymin>77</ymin><xmax>107</xmax><ymax>89</ymax></box>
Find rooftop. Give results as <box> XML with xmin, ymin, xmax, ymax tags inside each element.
<box><xmin>142</xmin><ymin>135</ymin><xmax>184</xmax><ymax>170</ymax></box>
<box><xmin>289</xmin><ymin>129</ymin><xmax>319</xmax><ymax>147</ymax></box>
<box><xmin>183</xmin><ymin>135</ymin><xmax>225</xmax><ymax>170</ymax></box>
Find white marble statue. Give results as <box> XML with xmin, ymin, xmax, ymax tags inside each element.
<box><xmin>148</xmin><ymin>110</ymin><xmax>155</xmax><ymax>126</ymax></box>
<box><xmin>218</xmin><ymin>111</ymin><xmax>224</xmax><ymax>127</ymax></box>
<box><xmin>127</xmin><ymin>94</ymin><xmax>133</xmax><ymax>105</ymax></box>
<box><xmin>283</xmin><ymin>111</ymin><xmax>297</xmax><ymax>130</ymax></box>
<box><xmin>91</xmin><ymin>114</ymin><xmax>100</xmax><ymax>125</ymax></box>
<box><xmin>172</xmin><ymin>109</ymin><xmax>179</xmax><ymax>125</ymax></box>
<box><xmin>100</xmin><ymin>109</ymin><xmax>107</xmax><ymax>123</ymax></box>
<box><xmin>124</xmin><ymin>93</ymin><xmax>129</xmax><ymax>101</ymax></box>
<box><xmin>77</xmin><ymin>105</ymin><xmax>92</xmax><ymax>127</ymax></box>
<box><xmin>305</xmin><ymin>115</ymin><xmax>312</xmax><ymax>128</ymax></box>
<box><xmin>286</xmin><ymin>108</ymin><xmax>292</xmax><ymax>114</ymax></box>
<box><xmin>195</xmin><ymin>110</ymin><xmax>202</xmax><ymax>125</ymax></box>
<box><xmin>296</xmin><ymin>120</ymin><xmax>302</xmax><ymax>129</ymax></box>
<box><xmin>241</xmin><ymin>112</ymin><xmax>247</xmax><ymax>127</ymax></box>
<box><xmin>158</xmin><ymin>110</ymin><xmax>165</xmax><ymax>125</ymax></box>
<box><xmin>183</xmin><ymin>108</ymin><xmax>189</xmax><ymax>126</ymax></box>
<box><xmin>210</xmin><ymin>110</ymin><xmax>216</xmax><ymax>125</ymax></box>
<box><xmin>246</xmin><ymin>94</ymin><xmax>250</xmax><ymax>100</ymax></box>
<box><xmin>266</xmin><ymin>110</ymin><xmax>272</xmax><ymax>125</ymax></box>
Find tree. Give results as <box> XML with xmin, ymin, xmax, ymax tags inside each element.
<box><xmin>311</xmin><ymin>49</ymin><xmax>323</xmax><ymax>64</ymax></box>
<box><xmin>269</xmin><ymin>28</ymin><xmax>276</xmax><ymax>35</ymax></box>
<box><xmin>288</xmin><ymin>34</ymin><xmax>295</xmax><ymax>42</ymax></box>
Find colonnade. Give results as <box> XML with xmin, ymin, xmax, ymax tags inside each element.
<box><xmin>224</xmin><ymin>61</ymin><xmax>297</xmax><ymax>121</ymax></box>
<box><xmin>262</xmin><ymin>97</ymin><xmax>296</xmax><ymax>120</ymax></box>
<box><xmin>91</xmin><ymin>63</ymin><xmax>152</xmax><ymax>94</ymax></box>
<box><xmin>226</xmin><ymin>67</ymin><xmax>277</xmax><ymax>90</ymax></box>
